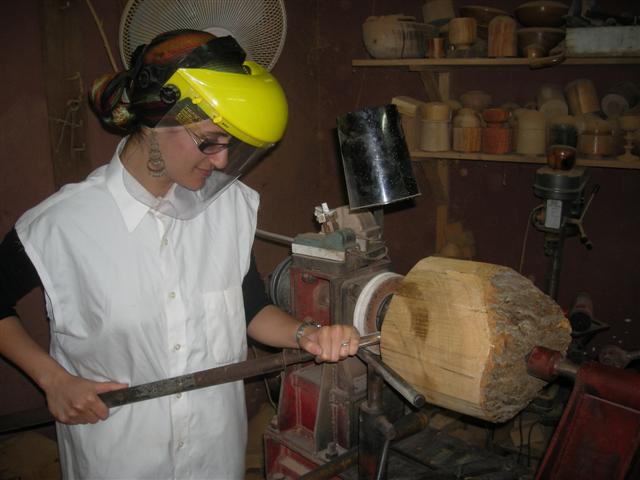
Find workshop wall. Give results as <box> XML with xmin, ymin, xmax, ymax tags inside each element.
<box><xmin>0</xmin><ymin>0</ymin><xmax>638</xmax><ymax>427</ymax></box>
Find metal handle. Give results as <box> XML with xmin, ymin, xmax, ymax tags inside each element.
<box><xmin>0</xmin><ymin>333</ymin><xmax>381</xmax><ymax>434</ymax></box>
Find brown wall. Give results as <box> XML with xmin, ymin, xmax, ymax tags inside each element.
<box><xmin>1</xmin><ymin>0</ymin><xmax>639</xmax><ymax>422</ymax></box>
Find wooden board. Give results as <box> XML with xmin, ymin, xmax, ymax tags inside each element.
<box><xmin>380</xmin><ymin>257</ymin><xmax>571</xmax><ymax>423</ymax></box>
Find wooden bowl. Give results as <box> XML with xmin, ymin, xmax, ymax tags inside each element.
<box><xmin>547</xmin><ymin>145</ymin><xmax>577</xmax><ymax>170</ymax></box>
<box><xmin>460</xmin><ymin>5</ymin><xmax>511</xmax><ymax>26</ymax></box>
<box><xmin>517</xmin><ymin>27</ymin><xmax>565</xmax><ymax>58</ymax></box>
<box><xmin>515</xmin><ymin>1</ymin><xmax>569</xmax><ymax>28</ymax></box>
<box><xmin>460</xmin><ymin>90</ymin><xmax>492</xmax><ymax>111</ymax></box>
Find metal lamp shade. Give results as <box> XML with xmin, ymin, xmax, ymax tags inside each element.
<box><xmin>337</xmin><ymin>104</ymin><xmax>420</xmax><ymax>209</ymax></box>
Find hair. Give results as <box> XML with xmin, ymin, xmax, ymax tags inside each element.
<box><xmin>88</xmin><ymin>29</ymin><xmax>216</xmax><ymax>136</ymax></box>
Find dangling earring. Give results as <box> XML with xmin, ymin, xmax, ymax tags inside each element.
<box><xmin>147</xmin><ymin>131</ymin><xmax>166</xmax><ymax>177</ymax></box>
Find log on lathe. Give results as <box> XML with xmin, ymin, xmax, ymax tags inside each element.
<box><xmin>380</xmin><ymin>257</ymin><xmax>571</xmax><ymax>423</ymax></box>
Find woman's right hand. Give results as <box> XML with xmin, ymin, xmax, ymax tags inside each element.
<box><xmin>43</xmin><ymin>371</ymin><xmax>128</xmax><ymax>425</ymax></box>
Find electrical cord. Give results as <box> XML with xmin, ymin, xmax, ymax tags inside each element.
<box><xmin>519</xmin><ymin>205</ymin><xmax>544</xmax><ymax>273</ymax></box>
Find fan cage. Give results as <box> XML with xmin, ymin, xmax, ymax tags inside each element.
<box><xmin>119</xmin><ymin>0</ymin><xmax>287</xmax><ymax>71</ymax></box>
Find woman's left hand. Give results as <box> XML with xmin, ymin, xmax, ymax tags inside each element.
<box><xmin>298</xmin><ymin>324</ymin><xmax>360</xmax><ymax>363</ymax></box>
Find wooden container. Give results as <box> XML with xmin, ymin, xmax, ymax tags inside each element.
<box><xmin>392</xmin><ymin>96</ymin><xmax>427</xmax><ymax>151</ymax></box>
<box><xmin>547</xmin><ymin>145</ymin><xmax>577</xmax><ymax>170</ymax></box>
<box><xmin>537</xmin><ymin>83</ymin><xmax>569</xmax><ymax>120</ymax></box>
<box><xmin>482</xmin><ymin>108</ymin><xmax>511</xmax><ymax>154</ymax></box>
<box><xmin>578</xmin><ymin>133</ymin><xmax>614</xmax><ymax>156</ymax></box>
<box><xmin>453</xmin><ymin>127</ymin><xmax>482</xmax><ymax>152</ymax></box>
<box><xmin>488</xmin><ymin>16</ymin><xmax>517</xmax><ymax>57</ymax></box>
<box><xmin>513</xmin><ymin>109</ymin><xmax>546</xmax><ymax>154</ymax></box>
<box><xmin>565</xmin><ymin>79</ymin><xmax>600</xmax><ymax>116</ymax></box>
<box><xmin>420</xmin><ymin>119</ymin><xmax>451</xmax><ymax>152</ymax></box>
<box><xmin>453</xmin><ymin>109</ymin><xmax>482</xmax><ymax>152</ymax></box>
<box><xmin>380</xmin><ymin>256</ymin><xmax>571</xmax><ymax>423</ymax></box>
<box><xmin>460</xmin><ymin>90</ymin><xmax>492</xmax><ymax>111</ymax></box>
<box><xmin>601</xmin><ymin>82</ymin><xmax>640</xmax><ymax>118</ymax></box>
<box><xmin>423</xmin><ymin>101</ymin><xmax>452</xmax><ymax>121</ymax></box>
<box><xmin>427</xmin><ymin>37</ymin><xmax>446</xmax><ymax>58</ymax></box>
<box><xmin>449</xmin><ymin>17</ymin><xmax>477</xmax><ymax>51</ymax></box>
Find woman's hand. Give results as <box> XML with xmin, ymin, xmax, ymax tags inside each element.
<box><xmin>298</xmin><ymin>324</ymin><xmax>360</xmax><ymax>363</ymax></box>
<box><xmin>43</xmin><ymin>370</ymin><xmax>128</xmax><ymax>425</ymax></box>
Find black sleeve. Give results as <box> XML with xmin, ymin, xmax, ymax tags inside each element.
<box><xmin>0</xmin><ymin>227</ymin><xmax>43</xmax><ymax>319</ymax></box>
<box><xmin>242</xmin><ymin>253</ymin><xmax>272</xmax><ymax>325</ymax></box>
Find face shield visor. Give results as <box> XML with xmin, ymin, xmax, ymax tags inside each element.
<box><xmin>125</xmin><ymin>38</ymin><xmax>288</xmax><ymax>219</ymax></box>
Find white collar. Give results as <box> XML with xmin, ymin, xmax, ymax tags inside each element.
<box><xmin>105</xmin><ymin>138</ymin><xmax>153</xmax><ymax>232</ymax></box>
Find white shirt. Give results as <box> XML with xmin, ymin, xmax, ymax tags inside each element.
<box><xmin>16</xmin><ymin>139</ymin><xmax>259</xmax><ymax>479</ymax></box>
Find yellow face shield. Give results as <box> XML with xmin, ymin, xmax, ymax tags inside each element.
<box><xmin>165</xmin><ymin>62</ymin><xmax>288</xmax><ymax>148</ymax></box>
<box><xmin>127</xmin><ymin>42</ymin><xmax>289</xmax><ymax>220</ymax></box>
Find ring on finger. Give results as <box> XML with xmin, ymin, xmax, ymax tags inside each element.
<box><xmin>340</xmin><ymin>340</ymin><xmax>350</xmax><ymax>347</ymax></box>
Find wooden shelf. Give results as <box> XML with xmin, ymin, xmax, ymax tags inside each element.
<box><xmin>352</xmin><ymin>57</ymin><xmax>640</xmax><ymax>68</ymax></box>
<box><xmin>411</xmin><ymin>151</ymin><xmax>640</xmax><ymax>170</ymax></box>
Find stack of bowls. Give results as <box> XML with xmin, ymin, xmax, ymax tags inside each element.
<box><xmin>514</xmin><ymin>1</ymin><xmax>568</xmax><ymax>58</ymax></box>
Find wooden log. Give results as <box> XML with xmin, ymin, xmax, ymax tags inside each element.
<box><xmin>380</xmin><ymin>257</ymin><xmax>571</xmax><ymax>423</ymax></box>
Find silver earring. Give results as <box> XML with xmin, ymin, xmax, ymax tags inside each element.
<box><xmin>147</xmin><ymin>131</ymin><xmax>166</xmax><ymax>177</ymax></box>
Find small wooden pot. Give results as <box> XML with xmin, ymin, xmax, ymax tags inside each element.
<box><xmin>565</xmin><ymin>79</ymin><xmax>600</xmax><ymax>116</ymax></box>
<box><xmin>453</xmin><ymin>127</ymin><xmax>482</xmax><ymax>152</ymax></box>
<box><xmin>488</xmin><ymin>16</ymin><xmax>517</xmax><ymax>57</ymax></box>
<box><xmin>420</xmin><ymin>120</ymin><xmax>451</xmax><ymax>152</ymax></box>
<box><xmin>449</xmin><ymin>17</ymin><xmax>477</xmax><ymax>50</ymax></box>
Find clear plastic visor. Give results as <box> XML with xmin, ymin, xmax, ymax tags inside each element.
<box><xmin>124</xmin><ymin>102</ymin><xmax>271</xmax><ymax>219</ymax></box>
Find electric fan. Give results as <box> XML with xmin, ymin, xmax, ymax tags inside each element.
<box><xmin>119</xmin><ymin>0</ymin><xmax>287</xmax><ymax>71</ymax></box>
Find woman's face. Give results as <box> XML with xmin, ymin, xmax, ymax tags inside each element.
<box><xmin>155</xmin><ymin>120</ymin><xmax>231</xmax><ymax>191</ymax></box>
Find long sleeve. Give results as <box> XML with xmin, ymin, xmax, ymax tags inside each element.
<box><xmin>0</xmin><ymin>227</ymin><xmax>42</xmax><ymax>319</ymax></box>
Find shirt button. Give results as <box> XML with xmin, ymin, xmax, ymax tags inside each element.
<box><xmin>176</xmin><ymin>393</ymin><xmax>182</xmax><ymax>399</ymax></box>
<box><xmin>162</xmin><ymin>238</ymin><xmax>168</xmax><ymax>246</ymax></box>
<box><xmin>169</xmin><ymin>291</ymin><xmax>176</xmax><ymax>299</ymax></box>
<box><xmin>178</xmin><ymin>441</ymin><xmax>184</xmax><ymax>449</ymax></box>
<box><xmin>174</xmin><ymin>344</ymin><xmax>181</xmax><ymax>351</ymax></box>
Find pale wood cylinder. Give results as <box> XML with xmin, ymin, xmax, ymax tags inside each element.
<box><xmin>380</xmin><ymin>257</ymin><xmax>571</xmax><ymax>423</ymax></box>
<box><xmin>537</xmin><ymin>84</ymin><xmax>569</xmax><ymax>120</ymax></box>
<box><xmin>488</xmin><ymin>16</ymin><xmax>517</xmax><ymax>57</ymax></box>
<box><xmin>565</xmin><ymin>79</ymin><xmax>600</xmax><ymax>116</ymax></box>
<box><xmin>449</xmin><ymin>17</ymin><xmax>477</xmax><ymax>50</ymax></box>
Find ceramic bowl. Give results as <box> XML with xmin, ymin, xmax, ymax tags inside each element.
<box><xmin>517</xmin><ymin>27</ymin><xmax>565</xmax><ymax>58</ymax></box>
<box><xmin>515</xmin><ymin>1</ymin><xmax>569</xmax><ymax>28</ymax></box>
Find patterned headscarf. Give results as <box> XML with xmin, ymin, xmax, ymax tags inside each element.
<box><xmin>89</xmin><ymin>29</ymin><xmax>224</xmax><ymax>135</ymax></box>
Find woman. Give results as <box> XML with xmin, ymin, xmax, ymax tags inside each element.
<box><xmin>0</xmin><ymin>29</ymin><xmax>359</xmax><ymax>479</ymax></box>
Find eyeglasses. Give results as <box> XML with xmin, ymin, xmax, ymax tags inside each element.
<box><xmin>186</xmin><ymin>128</ymin><xmax>235</xmax><ymax>155</ymax></box>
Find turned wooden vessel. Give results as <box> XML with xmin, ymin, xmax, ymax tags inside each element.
<box><xmin>482</xmin><ymin>108</ymin><xmax>511</xmax><ymax>154</ymax></box>
<box><xmin>488</xmin><ymin>15</ymin><xmax>517</xmax><ymax>57</ymax></box>
<box><xmin>565</xmin><ymin>79</ymin><xmax>600</xmax><ymax>116</ymax></box>
<box><xmin>380</xmin><ymin>257</ymin><xmax>571</xmax><ymax>423</ymax></box>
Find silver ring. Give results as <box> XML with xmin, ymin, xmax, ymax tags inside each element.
<box><xmin>341</xmin><ymin>340</ymin><xmax>350</xmax><ymax>347</ymax></box>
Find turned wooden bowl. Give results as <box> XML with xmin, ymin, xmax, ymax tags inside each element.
<box><xmin>515</xmin><ymin>1</ymin><xmax>569</xmax><ymax>28</ymax></box>
<box><xmin>547</xmin><ymin>145</ymin><xmax>577</xmax><ymax>170</ymax></box>
<box><xmin>517</xmin><ymin>27</ymin><xmax>565</xmax><ymax>58</ymax></box>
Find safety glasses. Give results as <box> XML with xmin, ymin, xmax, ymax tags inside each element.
<box><xmin>186</xmin><ymin>128</ymin><xmax>236</xmax><ymax>155</ymax></box>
